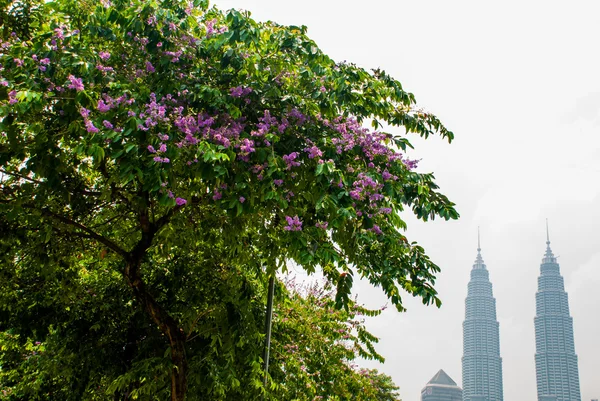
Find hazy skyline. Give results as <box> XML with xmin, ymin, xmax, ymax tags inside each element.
<box><xmin>212</xmin><ymin>1</ymin><xmax>600</xmax><ymax>400</ymax></box>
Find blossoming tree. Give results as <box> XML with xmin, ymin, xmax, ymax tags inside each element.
<box><xmin>0</xmin><ymin>0</ymin><xmax>458</xmax><ymax>399</ymax></box>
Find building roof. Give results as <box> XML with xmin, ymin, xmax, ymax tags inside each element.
<box><xmin>428</xmin><ymin>369</ymin><xmax>458</xmax><ymax>386</ymax></box>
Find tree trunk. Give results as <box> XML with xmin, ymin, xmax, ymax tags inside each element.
<box><xmin>125</xmin><ymin>261</ymin><xmax>188</xmax><ymax>401</ymax></box>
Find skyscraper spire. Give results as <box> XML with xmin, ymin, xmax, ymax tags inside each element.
<box><xmin>473</xmin><ymin>227</ymin><xmax>485</xmax><ymax>269</ymax></box>
<box><xmin>544</xmin><ymin>220</ymin><xmax>556</xmax><ymax>263</ymax></box>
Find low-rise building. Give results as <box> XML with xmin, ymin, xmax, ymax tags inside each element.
<box><xmin>421</xmin><ymin>369</ymin><xmax>462</xmax><ymax>401</ymax></box>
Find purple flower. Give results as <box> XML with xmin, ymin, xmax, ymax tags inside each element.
<box><xmin>39</xmin><ymin>58</ymin><xmax>51</xmax><ymax>65</ymax></box>
<box><xmin>284</xmin><ymin>215</ymin><xmax>303</xmax><ymax>231</ymax></box>
<box><xmin>288</xmin><ymin>108</ymin><xmax>307</xmax><ymax>124</ymax></box>
<box><xmin>158</xmin><ymin>143</ymin><xmax>167</xmax><ymax>153</ymax></box>
<box><xmin>283</xmin><ymin>152</ymin><xmax>300</xmax><ymax>169</ymax></box>
<box><xmin>403</xmin><ymin>158</ymin><xmax>420</xmax><ymax>170</ymax></box>
<box><xmin>303</xmin><ymin>145</ymin><xmax>323</xmax><ymax>159</ymax></box>
<box><xmin>0</xmin><ymin>81</ymin><xmax>8</xmax><ymax>87</ymax></box>
<box><xmin>175</xmin><ymin>197</ymin><xmax>187</xmax><ymax>206</ymax></box>
<box><xmin>102</xmin><ymin>120</ymin><xmax>113</xmax><ymax>129</ymax></box>
<box><xmin>212</xmin><ymin>191</ymin><xmax>222</xmax><ymax>201</ymax></box>
<box><xmin>97</xmin><ymin>99</ymin><xmax>111</xmax><ymax>112</ymax></box>
<box><xmin>128</xmin><ymin>110</ymin><xmax>136</xmax><ymax>117</ymax></box>
<box><xmin>14</xmin><ymin>58</ymin><xmax>24</xmax><ymax>67</ymax></box>
<box><xmin>85</xmin><ymin>120</ymin><xmax>99</xmax><ymax>133</ymax></box>
<box><xmin>99</xmin><ymin>51</ymin><xmax>111</xmax><ymax>61</ymax></box>
<box><xmin>315</xmin><ymin>221</ymin><xmax>328</xmax><ymax>230</ymax></box>
<box><xmin>8</xmin><ymin>90</ymin><xmax>18</xmax><ymax>105</ymax></box>
<box><xmin>206</xmin><ymin>19</ymin><xmax>217</xmax><ymax>36</ymax></box>
<box><xmin>239</xmin><ymin>196</ymin><xmax>245</xmax><ymax>203</ymax></box>
<box><xmin>79</xmin><ymin>108</ymin><xmax>90</xmax><ymax>118</ymax></box>
<box><xmin>370</xmin><ymin>225</ymin><xmax>383</xmax><ymax>235</ymax></box>
<box><xmin>67</xmin><ymin>75</ymin><xmax>84</xmax><ymax>91</ymax></box>
<box><xmin>147</xmin><ymin>145</ymin><xmax>156</xmax><ymax>153</ymax></box>
<box><xmin>230</xmin><ymin>86</ymin><xmax>253</xmax><ymax>98</ymax></box>
<box><xmin>96</xmin><ymin>64</ymin><xmax>115</xmax><ymax>74</ymax></box>
<box><xmin>239</xmin><ymin>138</ymin><xmax>255</xmax><ymax>159</ymax></box>
<box><xmin>145</xmin><ymin>61</ymin><xmax>155</xmax><ymax>73</ymax></box>
<box><xmin>273</xmin><ymin>179</ymin><xmax>283</xmax><ymax>186</ymax></box>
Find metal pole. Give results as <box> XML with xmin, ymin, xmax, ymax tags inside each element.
<box><xmin>262</xmin><ymin>274</ymin><xmax>275</xmax><ymax>398</ymax></box>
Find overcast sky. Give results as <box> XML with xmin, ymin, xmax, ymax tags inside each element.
<box><xmin>212</xmin><ymin>1</ymin><xmax>600</xmax><ymax>400</ymax></box>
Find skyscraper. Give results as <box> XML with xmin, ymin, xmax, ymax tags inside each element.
<box><xmin>421</xmin><ymin>369</ymin><xmax>463</xmax><ymax>401</ymax></box>
<box><xmin>462</xmin><ymin>231</ymin><xmax>504</xmax><ymax>401</ymax></box>
<box><xmin>534</xmin><ymin>222</ymin><xmax>581</xmax><ymax>401</ymax></box>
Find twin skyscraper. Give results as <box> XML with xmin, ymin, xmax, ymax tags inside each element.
<box><xmin>462</xmin><ymin>225</ymin><xmax>581</xmax><ymax>401</ymax></box>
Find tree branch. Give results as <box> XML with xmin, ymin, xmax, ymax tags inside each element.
<box><xmin>41</xmin><ymin>208</ymin><xmax>129</xmax><ymax>258</ymax></box>
<box><xmin>0</xmin><ymin>168</ymin><xmax>43</xmax><ymax>184</ymax></box>
<box><xmin>0</xmin><ymin>200</ymin><xmax>128</xmax><ymax>258</ymax></box>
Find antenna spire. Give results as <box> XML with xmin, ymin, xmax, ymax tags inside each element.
<box><xmin>546</xmin><ymin>218</ymin><xmax>550</xmax><ymax>245</ymax></box>
<box><xmin>473</xmin><ymin>227</ymin><xmax>485</xmax><ymax>269</ymax></box>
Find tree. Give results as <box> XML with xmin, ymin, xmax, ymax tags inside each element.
<box><xmin>268</xmin><ymin>278</ymin><xmax>401</xmax><ymax>401</ymax></box>
<box><xmin>0</xmin><ymin>0</ymin><xmax>458</xmax><ymax>399</ymax></box>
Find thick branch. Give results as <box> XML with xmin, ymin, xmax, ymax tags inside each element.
<box><xmin>124</xmin><ymin>205</ymin><xmax>189</xmax><ymax>401</ymax></box>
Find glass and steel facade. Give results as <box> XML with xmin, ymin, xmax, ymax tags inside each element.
<box><xmin>534</xmin><ymin>236</ymin><xmax>581</xmax><ymax>401</ymax></box>
<box><xmin>462</xmin><ymin>244</ymin><xmax>504</xmax><ymax>401</ymax></box>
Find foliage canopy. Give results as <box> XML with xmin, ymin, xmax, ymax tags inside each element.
<box><xmin>0</xmin><ymin>0</ymin><xmax>457</xmax><ymax>399</ymax></box>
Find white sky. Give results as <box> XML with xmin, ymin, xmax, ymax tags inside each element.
<box><xmin>213</xmin><ymin>1</ymin><xmax>600</xmax><ymax>400</ymax></box>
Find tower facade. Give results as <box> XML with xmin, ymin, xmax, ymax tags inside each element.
<box><xmin>421</xmin><ymin>369</ymin><xmax>463</xmax><ymax>401</ymax></box>
<box><xmin>534</xmin><ymin>226</ymin><xmax>581</xmax><ymax>401</ymax></box>
<box><xmin>462</xmin><ymin>235</ymin><xmax>504</xmax><ymax>401</ymax></box>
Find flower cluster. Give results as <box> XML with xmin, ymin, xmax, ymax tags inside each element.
<box><xmin>8</xmin><ymin>90</ymin><xmax>17</xmax><ymax>105</ymax></box>
<box><xmin>284</xmin><ymin>215</ymin><xmax>303</xmax><ymax>231</ymax></box>
<box><xmin>67</xmin><ymin>75</ymin><xmax>84</xmax><ymax>91</ymax></box>
<box><xmin>205</xmin><ymin>19</ymin><xmax>228</xmax><ymax>37</ymax></box>
<box><xmin>283</xmin><ymin>152</ymin><xmax>301</xmax><ymax>169</ymax></box>
<box><xmin>229</xmin><ymin>86</ymin><xmax>252</xmax><ymax>98</ymax></box>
